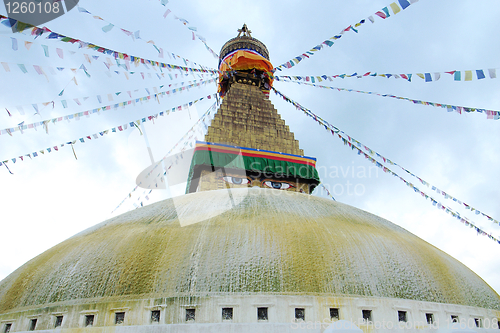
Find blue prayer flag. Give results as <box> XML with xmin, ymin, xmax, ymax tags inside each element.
<box><xmin>398</xmin><ymin>0</ymin><xmax>410</xmax><ymax>9</ymax></box>
<box><xmin>476</xmin><ymin>69</ymin><xmax>485</xmax><ymax>80</ymax></box>
<box><xmin>424</xmin><ymin>73</ymin><xmax>432</xmax><ymax>82</ymax></box>
<box><xmin>1</xmin><ymin>18</ymin><xmax>17</xmax><ymax>28</ymax></box>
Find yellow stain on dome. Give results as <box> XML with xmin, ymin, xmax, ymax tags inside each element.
<box><xmin>1</xmin><ymin>189</ymin><xmax>499</xmax><ymax>313</ymax></box>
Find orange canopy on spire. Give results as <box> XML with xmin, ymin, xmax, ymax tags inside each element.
<box><xmin>219</xmin><ymin>50</ymin><xmax>273</xmax><ymax>73</ymax></box>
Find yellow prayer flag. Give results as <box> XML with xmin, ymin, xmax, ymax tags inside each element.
<box><xmin>390</xmin><ymin>2</ymin><xmax>401</xmax><ymax>14</ymax></box>
<box><xmin>465</xmin><ymin>70</ymin><xmax>473</xmax><ymax>81</ymax></box>
<box><xmin>416</xmin><ymin>73</ymin><xmax>425</xmax><ymax>79</ymax></box>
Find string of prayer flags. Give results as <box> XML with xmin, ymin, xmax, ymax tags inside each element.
<box><xmin>320</xmin><ymin>183</ymin><xmax>336</xmax><ymax>201</ymax></box>
<box><xmin>73</xmin><ymin>6</ymin><xmax>210</xmax><ymax>69</ymax></box>
<box><xmin>0</xmin><ymin>15</ymin><xmax>218</xmax><ymax>75</ymax></box>
<box><xmin>4</xmin><ymin>35</ymin><xmax>218</xmax><ymax>78</ymax></box>
<box><xmin>272</xmin><ymin>87</ymin><xmax>500</xmax><ymax>244</ymax></box>
<box><xmin>111</xmin><ymin>101</ymin><xmax>219</xmax><ymax>213</ymax></box>
<box><xmin>353</xmin><ymin>145</ymin><xmax>500</xmax><ymax>244</ymax></box>
<box><xmin>0</xmin><ymin>78</ymin><xmax>217</xmax><ymax>137</ymax></box>
<box><xmin>0</xmin><ymin>54</ymin><xmax>216</xmax><ymax>84</ymax></box>
<box><xmin>275</xmin><ymin>67</ymin><xmax>499</xmax><ymax>83</ymax></box>
<box><xmin>1</xmin><ymin>94</ymin><xmax>217</xmax><ymax>171</ymax></box>
<box><xmin>274</xmin><ymin>0</ymin><xmax>418</xmax><ymax>71</ymax></box>
<box><xmin>155</xmin><ymin>3</ymin><xmax>219</xmax><ymax>59</ymax></box>
<box><xmin>342</xmin><ymin>135</ymin><xmax>500</xmax><ymax>226</ymax></box>
<box><xmin>277</xmin><ymin>78</ymin><xmax>500</xmax><ymax>120</ymax></box>
<box><xmin>274</xmin><ymin>85</ymin><xmax>500</xmax><ymax>226</ymax></box>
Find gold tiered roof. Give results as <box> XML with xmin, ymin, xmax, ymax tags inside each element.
<box><xmin>205</xmin><ymin>82</ymin><xmax>304</xmax><ymax>155</ymax></box>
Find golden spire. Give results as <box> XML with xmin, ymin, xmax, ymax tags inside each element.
<box><xmin>237</xmin><ymin>23</ymin><xmax>252</xmax><ymax>37</ymax></box>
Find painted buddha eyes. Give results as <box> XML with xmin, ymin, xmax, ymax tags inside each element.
<box><xmin>221</xmin><ymin>176</ymin><xmax>295</xmax><ymax>190</ymax></box>
<box><xmin>263</xmin><ymin>181</ymin><xmax>293</xmax><ymax>190</ymax></box>
<box><xmin>221</xmin><ymin>176</ymin><xmax>251</xmax><ymax>185</ymax></box>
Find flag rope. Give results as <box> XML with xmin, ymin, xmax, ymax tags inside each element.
<box><xmin>272</xmin><ymin>87</ymin><xmax>500</xmax><ymax>244</ymax></box>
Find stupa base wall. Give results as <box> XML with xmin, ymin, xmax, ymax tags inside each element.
<box><xmin>1</xmin><ymin>294</ymin><xmax>499</xmax><ymax>332</ymax></box>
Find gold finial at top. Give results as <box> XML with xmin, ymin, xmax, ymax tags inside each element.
<box><xmin>237</xmin><ymin>24</ymin><xmax>252</xmax><ymax>37</ymax></box>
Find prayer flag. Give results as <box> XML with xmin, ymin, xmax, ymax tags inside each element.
<box><xmin>390</xmin><ymin>2</ymin><xmax>401</xmax><ymax>14</ymax></box>
<box><xmin>102</xmin><ymin>23</ymin><xmax>114</xmax><ymax>33</ymax></box>
<box><xmin>488</xmin><ymin>68</ymin><xmax>496</xmax><ymax>78</ymax></box>
<box><xmin>33</xmin><ymin>65</ymin><xmax>43</xmax><ymax>75</ymax></box>
<box><xmin>11</xmin><ymin>37</ymin><xmax>18</xmax><ymax>50</ymax></box>
<box><xmin>121</xmin><ymin>29</ymin><xmax>133</xmax><ymax>37</ymax></box>
<box><xmin>1</xmin><ymin>17</ymin><xmax>16</xmax><ymax>28</ymax></box>
<box><xmin>17</xmin><ymin>64</ymin><xmax>28</xmax><ymax>73</ymax></box>
<box><xmin>398</xmin><ymin>0</ymin><xmax>411</xmax><ymax>9</ymax></box>
<box><xmin>476</xmin><ymin>69</ymin><xmax>485</xmax><ymax>80</ymax></box>
<box><xmin>454</xmin><ymin>71</ymin><xmax>461</xmax><ymax>81</ymax></box>
<box><xmin>78</xmin><ymin>6</ymin><xmax>90</xmax><ymax>13</ymax></box>
<box><xmin>465</xmin><ymin>70</ymin><xmax>472</xmax><ymax>81</ymax></box>
<box><xmin>163</xmin><ymin>9</ymin><xmax>171</xmax><ymax>18</ymax></box>
<box><xmin>41</xmin><ymin>45</ymin><xmax>49</xmax><ymax>57</ymax></box>
<box><xmin>424</xmin><ymin>73</ymin><xmax>432</xmax><ymax>82</ymax></box>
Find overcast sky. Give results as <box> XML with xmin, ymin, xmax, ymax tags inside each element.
<box><xmin>1</xmin><ymin>0</ymin><xmax>499</xmax><ymax>296</ymax></box>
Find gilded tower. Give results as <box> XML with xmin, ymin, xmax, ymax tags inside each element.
<box><xmin>186</xmin><ymin>25</ymin><xmax>320</xmax><ymax>194</ymax></box>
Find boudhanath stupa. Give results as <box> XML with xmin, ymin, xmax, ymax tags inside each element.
<box><xmin>0</xmin><ymin>25</ymin><xmax>499</xmax><ymax>333</ymax></box>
